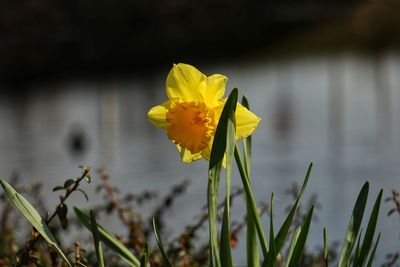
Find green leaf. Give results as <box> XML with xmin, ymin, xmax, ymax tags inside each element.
<box><xmin>209</xmin><ymin>88</ymin><xmax>238</xmax><ymax>168</ymax></box>
<box><xmin>338</xmin><ymin>182</ymin><xmax>369</xmax><ymax>267</ymax></box>
<box><xmin>352</xmin><ymin>228</ymin><xmax>363</xmax><ymax>267</ymax></box>
<box><xmin>220</xmin><ymin>206</ymin><xmax>234</xmax><ymax>267</ymax></box>
<box><xmin>357</xmin><ymin>189</ymin><xmax>383</xmax><ymax>266</ymax></box>
<box><xmin>284</xmin><ymin>226</ymin><xmax>301</xmax><ymax>267</ymax></box>
<box><xmin>0</xmin><ymin>179</ymin><xmax>72</xmax><ymax>267</ymax></box>
<box><xmin>241</xmin><ymin>95</ymin><xmax>252</xmax><ymax>177</ymax></box>
<box><xmin>52</xmin><ymin>186</ymin><xmax>65</xmax><ymax>192</ymax></box>
<box><xmin>208</xmin><ymin>88</ymin><xmax>238</xmax><ymax>267</ymax></box>
<box><xmin>366</xmin><ymin>233</ymin><xmax>380</xmax><ymax>267</ymax></box>
<box><xmin>234</xmin><ymin>146</ymin><xmax>269</xmax><ymax>258</ymax></box>
<box><xmin>140</xmin><ymin>243</ymin><xmax>149</xmax><ymax>267</ymax></box>
<box><xmin>263</xmin><ymin>194</ymin><xmax>276</xmax><ymax>267</ymax></box>
<box><xmin>90</xmin><ymin>210</ymin><xmax>105</xmax><ymax>267</ymax></box>
<box><xmin>242</xmin><ymin>95</ymin><xmax>260</xmax><ymax>267</ymax></box>
<box><xmin>64</xmin><ymin>179</ymin><xmax>75</xmax><ymax>188</ymax></box>
<box><xmin>246</xmin><ymin>204</ymin><xmax>260</xmax><ymax>267</ymax></box>
<box><xmin>323</xmin><ymin>228</ymin><xmax>328</xmax><ymax>267</ymax></box>
<box><xmin>77</xmin><ymin>188</ymin><xmax>89</xmax><ymax>201</ymax></box>
<box><xmin>153</xmin><ymin>218</ymin><xmax>172</xmax><ymax>267</ymax></box>
<box><xmin>208</xmin><ymin>162</ymin><xmax>222</xmax><ymax>267</ymax></box>
<box><xmin>85</xmin><ymin>174</ymin><xmax>92</xmax><ymax>183</ymax></box>
<box><xmin>288</xmin><ymin>206</ymin><xmax>314</xmax><ymax>267</ymax></box>
<box><xmin>219</xmin><ymin>102</ymin><xmax>236</xmax><ymax>267</ymax></box>
<box><xmin>74</xmin><ymin>207</ymin><xmax>139</xmax><ymax>267</ymax></box>
<box><xmin>57</xmin><ymin>203</ymin><xmax>68</xmax><ymax>229</ymax></box>
<box><xmin>275</xmin><ymin>163</ymin><xmax>313</xmax><ymax>254</ymax></box>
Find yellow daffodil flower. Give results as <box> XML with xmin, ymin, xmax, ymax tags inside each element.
<box><xmin>148</xmin><ymin>63</ymin><xmax>261</xmax><ymax>163</ymax></box>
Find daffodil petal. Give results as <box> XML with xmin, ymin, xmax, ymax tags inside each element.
<box><xmin>200</xmin><ymin>141</ymin><xmax>212</xmax><ymax>161</ymax></box>
<box><xmin>166</xmin><ymin>63</ymin><xmax>206</xmax><ymax>102</ymax></box>
<box><xmin>147</xmin><ymin>101</ymin><xmax>171</xmax><ymax>129</ymax></box>
<box><xmin>200</xmin><ymin>74</ymin><xmax>227</xmax><ymax>108</ymax></box>
<box><xmin>235</xmin><ymin>103</ymin><xmax>261</xmax><ymax>139</ymax></box>
<box><xmin>176</xmin><ymin>145</ymin><xmax>202</xmax><ymax>163</ymax></box>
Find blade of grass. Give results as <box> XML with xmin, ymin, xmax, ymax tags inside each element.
<box><xmin>219</xmin><ymin>104</ymin><xmax>236</xmax><ymax>267</ymax></box>
<box><xmin>288</xmin><ymin>206</ymin><xmax>314</xmax><ymax>267</ymax></box>
<box><xmin>338</xmin><ymin>182</ymin><xmax>369</xmax><ymax>267</ymax></box>
<box><xmin>275</xmin><ymin>163</ymin><xmax>313</xmax><ymax>254</ymax></box>
<box><xmin>90</xmin><ymin>210</ymin><xmax>105</xmax><ymax>267</ymax></box>
<box><xmin>0</xmin><ymin>179</ymin><xmax>72</xmax><ymax>267</ymax></box>
<box><xmin>352</xmin><ymin>228</ymin><xmax>363</xmax><ymax>267</ymax></box>
<box><xmin>366</xmin><ymin>233</ymin><xmax>381</xmax><ymax>267</ymax></box>
<box><xmin>323</xmin><ymin>228</ymin><xmax>328</xmax><ymax>267</ymax></box>
<box><xmin>242</xmin><ymin>95</ymin><xmax>260</xmax><ymax>267</ymax></box>
<box><xmin>140</xmin><ymin>243</ymin><xmax>149</xmax><ymax>267</ymax></box>
<box><xmin>234</xmin><ymin>146</ymin><xmax>269</xmax><ymax>258</ymax></box>
<box><xmin>153</xmin><ymin>218</ymin><xmax>173</xmax><ymax>267</ymax></box>
<box><xmin>74</xmin><ymin>207</ymin><xmax>140</xmax><ymax>267</ymax></box>
<box><xmin>284</xmin><ymin>226</ymin><xmax>302</xmax><ymax>267</ymax></box>
<box><xmin>357</xmin><ymin>189</ymin><xmax>383</xmax><ymax>266</ymax></box>
<box><xmin>208</xmin><ymin>88</ymin><xmax>238</xmax><ymax>267</ymax></box>
<box><xmin>263</xmin><ymin>194</ymin><xmax>276</xmax><ymax>267</ymax></box>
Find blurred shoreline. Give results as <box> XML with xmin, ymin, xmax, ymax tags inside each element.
<box><xmin>1</xmin><ymin>0</ymin><xmax>400</xmax><ymax>85</ymax></box>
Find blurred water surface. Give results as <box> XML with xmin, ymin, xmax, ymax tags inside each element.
<box><xmin>1</xmin><ymin>53</ymin><xmax>399</xmax><ymax>265</ymax></box>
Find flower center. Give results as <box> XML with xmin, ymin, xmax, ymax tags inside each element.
<box><xmin>166</xmin><ymin>101</ymin><xmax>214</xmax><ymax>154</ymax></box>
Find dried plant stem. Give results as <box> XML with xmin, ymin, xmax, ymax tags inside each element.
<box><xmin>25</xmin><ymin>167</ymin><xmax>91</xmax><ymax>253</ymax></box>
<box><xmin>98</xmin><ymin>167</ymin><xmax>131</xmax><ymax>228</ymax></box>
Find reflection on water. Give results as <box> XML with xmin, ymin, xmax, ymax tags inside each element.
<box><xmin>1</xmin><ymin>53</ymin><xmax>399</xmax><ymax>264</ymax></box>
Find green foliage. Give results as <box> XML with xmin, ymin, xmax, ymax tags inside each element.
<box><xmin>74</xmin><ymin>207</ymin><xmax>140</xmax><ymax>267</ymax></box>
<box><xmin>90</xmin><ymin>210</ymin><xmax>105</xmax><ymax>267</ymax></box>
<box><xmin>288</xmin><ymin>206</ymin><xmax>314</xmax><ymax>267</ymax></box>
<box><xmin>57</xmin><ymin>203</ymin><xmax>68</xmax><ymax>229</ymax></box>
<box><xmin>338</xmin><ymin>182</ymin><xmax>369</xmax><ymax>266</ymax></box>
<box><xmin>263</xmin><ymin>194</ymin><xmax>276</xmax><ymax>267</ymax></box>
<box><xmin>208</xmin><ymin>88</ymin><xmax>238</xmax><ymax>267</ymax></box>
<box><xmin>235</xmin><ymin>144</ymin><xmax>269</xmax><ymax>257</ymax></box>
<box><xmin>366</xmin><ymin>233</ymin><xmax>381</xmax><ymax>267</ymax></box>
<box><xmin>153</xmin><ymin>218</ymin><xmax>172</xmax><ymax>267</ymax></box>
<box><xmin>242</xmin><ymin>95</ymin><xmax>260</xmax><ymax>267</ymax></box>
<box><xmin>323</xmin><ymin>228</ymin><xmax>329</xmax><ymax>266</ymax></box>
<box><xmin>140</xmin><ymin>243</ymin><xmax>150</xmax><ymax>267</ymax></box>
<box><xmin>338</xmin><ymin>183</ymin><xmax>383</xmax><ymax>267</ymax></box>
<box><xmin>356</xmin><ymin>189</ymin><xmax>383</xmax><ymax>266</ymax></box>
<box><xmin>0</xmin><ymin>88</ymin><xmax>386</xmax><ymax>267</ymax></box>
<box><xmin>0</xmin><ymin>179</ymin><xmax>72</xmax><ymax>267</ymax></box>
<box><xmin>284</xmin><ymin>226</ymin><xmax>302</xmax><ymax>267</ymax></box>
<box><xmin>219</xmin><ymin>88</ymin><xmax>236</xmax><ymax>267</ymax></box>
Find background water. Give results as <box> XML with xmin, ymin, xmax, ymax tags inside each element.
<box><xmin>1</xmin><ymin>53</ymin><xmax>399</xmax><ymax>265</ymax></box>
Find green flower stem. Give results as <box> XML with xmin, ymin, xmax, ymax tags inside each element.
<box><xmin>234</xmin><ymin>144</ymin><xmax>269</xmax><ymax>258</ymax></box>
<box><xmin>208</xmin><ymin>166</ymin><xmax>222</xmax><ymax>267</ymax></box>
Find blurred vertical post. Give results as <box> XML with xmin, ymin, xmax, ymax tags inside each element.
<box><xmin>99</xmin><ymin>84</ymin><xmax>119</xmax><ymax>169</ymax></box>
<box><xmin>328</xmin><ymin>56</ymin><xmax>344</xmax><ymax>153</ymax></box>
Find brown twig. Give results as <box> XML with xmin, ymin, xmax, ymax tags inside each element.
<box><xmin>46</xmin><ymin>167</ymin><xmax>91</xmax><ymax>224</ymax></box>
<box><xmin>74</xmin><ymin>241</ymin><xmax>81</xmax><ymax>264</ymax></box>
<box><xmin>19</xmin><ymin>167</ymin><xmax>91</xmax><ymax>263</ymax></box>
<box><xmin>148</xmin><ymin>179</ymin><xmax>190</xmax><ymax>238</ymax></box>
<box><xmin>386</xmin><ymin>188</ymin><xmax>400</xmax><ymax>217</ymax></box>
<box><xmin>98</xmin><ymin>166</ymin><xmax>131</xmax><ymax>228</ymax></box>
